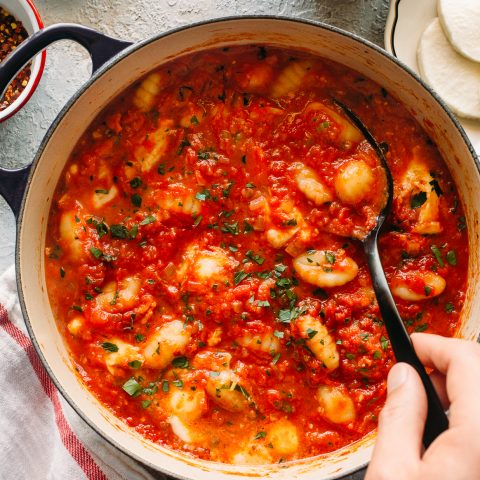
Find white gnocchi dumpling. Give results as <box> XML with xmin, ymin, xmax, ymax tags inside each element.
<box><xmin>296</xmin><ymin>315</ymin><xmax>339</xmax><ymax>371</ymax></box>
<box><xmin>67</xmin><ymin>315</ymin><xmax>85</xmax><ymax>336</ymax></box>
<box><xmin>293</xmin><ymin>250</ymin><xmax>358</xmax><ymax>288</ymax></box>
<box><xmin>400</xmin><ymin>150</ymin><xmax>442</xmax><ymax>234</ymax></box>
<box><xmin>142</xmin><ymin>320</ymin><xmax>192</xmax><ymax>370</ymax></box>
<box><xmin>305</xmin><ymin>102</ymin><xmax>363</xmax><ymax>144</ymax></box>
<box><xmin>293</xmin><ymin>162</ymin><xmax>333</xmax><ymax>206</ymax></box>
<box><xmin>134</xmin><ymin>120</ymin><xmax>173</xmax><ymax>172</ymax></box>
<box><xmin>334</xmin><ymin>159</ymin><xmax>375</xmax><ymax>205</ymax></box>
<box><xmin>317</xmin><ymin>385</ymin><xmax>356</xmax><ymax>424</ymax></box>
<box><xmin>391</xmin><ymin>271</ymin><xmax>446</xmax><ymax>301</ymax></box>
<box><xmin>205</xmin><ymin>370</ymin><xmax>250</xmax><ymax>412</ymax></box>
<box><xmin>133</xmin><ymin>71</ymin><xmax>166</xmax><ymax>112</ymax></box>
<box><xmin>271</xmin><ymin>60</ymin><xmax>313</xmax><ymax>98</ymax></box>
<box><xmin>59</xmin><ymin>210</ymin><xmax>84</xmax><ymax>260</ymax></box>
<box><xmin>95</xmin><ymin>276</ymin><xmax>141</xmax><ymax>313</ymax></box>
<box><xmin>266</xmin><ymin>419</ymin><xmax>299</xmax><ymax>456</ymax></box>
<box><xmin>236</xmin><ymin>332</ymin><xmax>280</xmax><ymax>354</ymax></box>
<box><xmin>103</xmin><ymin>339</ymin><xmax>143</xmax><ymax>376</ymax></box>
<box><xmin>168</xmin><ymin>388</ymin><xmax>207</xmax><ymax>421</ymax></box>
<box><xmin>92</xmin><ymin>184</ymin><xmax>119</xmax><ymax>209</ymax></box>
<box><xmin>168</xmin><ymin>415</ymin><xmax>197</xmax><ymax>444</ymax></box>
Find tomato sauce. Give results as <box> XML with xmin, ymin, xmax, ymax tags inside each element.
<box><xmin>44</xmin><ymin>45</ymin><xmax>467</xmax><ymax>464</ymax></box>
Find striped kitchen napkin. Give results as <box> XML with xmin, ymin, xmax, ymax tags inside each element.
<box><xmin>0</xmin><ymin>265</ymin><xmax>165</xmax><ymax>480</ymax></box>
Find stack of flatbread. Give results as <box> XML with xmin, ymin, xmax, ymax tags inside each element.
<box><xmin>417</xmin><ymin>0</ymin><xmax>480</xmax><ymax>120</ymax></box>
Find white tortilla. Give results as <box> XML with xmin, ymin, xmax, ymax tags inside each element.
<box><xmin>438</xmin><ymin>0</ymin><xmax>480</xmax><ymax>62</ymax></box>
<box><xmin>417</xmin><ymin>18</ymin><xmax>480</xmax><ymax>120</ymax></box>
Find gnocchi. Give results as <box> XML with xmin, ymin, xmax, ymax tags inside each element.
<box><xmin>296</xmin><ymin>315</ymin><xmax>339</xmax><ymax>371</ymax></box>
<box><xmin>142</xmin><ymin>320</ymin><xmax>192</xmax><ymax>369</ymax></box>
<box><xmin>293</xmin><ymin>162</ymin><xmax>333</xmax><ymax>206</ymax></box>
<box><xmin>392</xmin><ymin>271</ymin><xmax>446</xmax><ymax>301</ymax></box>
<box><xmin>293</xmin><ymin>250</ymin><xmax>359</xmax><ymax>288</ymax></box>
<box><xmin>317</xmin><ymin>385</ymin><xmax>356</xmax><ymax>424</ymax></box>
<box><xmin>334</xmin><ymin>160</ymin><xmax>375</xmax><ymax>205</ymax></box>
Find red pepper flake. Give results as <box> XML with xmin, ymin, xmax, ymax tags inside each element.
<box><xmin>0</xmin><ymin>7</ymin><xmax>31</xmax><ymax>111</ymax></box>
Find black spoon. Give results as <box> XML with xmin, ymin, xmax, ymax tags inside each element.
<box><xmin>334</xmin><ymin>99</ymin><xmax>448</xmax><ymax>448</ymax></box>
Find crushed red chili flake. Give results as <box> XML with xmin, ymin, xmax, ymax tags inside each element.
<box><xmin>0</xmin><ymin>7</ymin><xmax>31</xmax><ymax>111</ymax></box>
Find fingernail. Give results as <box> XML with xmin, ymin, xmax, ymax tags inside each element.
<box><xmin>387</xmin><ymin>363</ymin><xmax>409</xmax><ymax>392</ymax></box>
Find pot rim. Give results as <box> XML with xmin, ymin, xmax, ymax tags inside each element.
<box><xmin>13</xmin><ymin>14</ymin><xmax>480</xmax><ymax>479</ymax></box>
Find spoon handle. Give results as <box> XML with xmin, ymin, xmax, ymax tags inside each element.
<box><xmin>364</xmin><ymin>237</ymin><xmax>449</xmax><ymax>448</ymax></box>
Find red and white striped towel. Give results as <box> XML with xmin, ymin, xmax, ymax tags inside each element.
<box><xmin>0</xmin><ymin>265</ymin><xmax>166</xmax><ymax>480</ymax></box>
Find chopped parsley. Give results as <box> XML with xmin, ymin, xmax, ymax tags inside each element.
<box><xmin>122</xmin><ymin>377</ymin><xmax>142</xmax><ymax>397</ymax></box>
<box><xmin>131</xmin><ymin>193</ymin><xmax>142</xmax><ymax>207</ymax></box>
<box><xmin>431</xmin><ymin>245</ymin><xmax>444</xmax><ymax>266</ymax></box>
<box><xmin>411</xmin><ymin>191</ymin><xmax>427</xmax><ymax>209</ymax></box>
<box><xmin>171</xmin><ymin>356</ymin><xmax>189</xmax><ymax>369</ymax></box>
<box><xmin>129</xmin><ymin>177</ymin><xmax>143</xmax><ymax>189</ymax></box>
<box><xmin>446</xmin><ymin>250</ymin><xmax>457</xmax><ymax>266</ymax></box>
<box><xmin>100</xmin><ymin>342</ymin><xmax>118</xmax><ymax>352</ymax></box>
<box><xmin>140</xmin><ymin>215</ymin><xmax>156</xmax><ymax>225</ymax></box>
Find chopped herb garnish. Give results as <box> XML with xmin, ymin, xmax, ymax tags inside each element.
<box><xmin>100</xmin><ymin>342</ymin><xmax>118</xmax><ymax>352</ymax></box>
<box><xmin>128</xmin><ymin>360</ymin><xmax>142</xmax><ymax>369</ymax></box>
<box><xmin>257</xmin><ymin>300</ymin><xmax>270</xmax><ymax>308</ymax></box>
<box><xmin>284</xmin><ymin>218</ymin><xmax>297</xmax><ymax>226</ymax></box>
<box><xmin>424</xmin><ymin>286</ymin><xmax>432</xmax><ymax>296</ymax></box>
<box><xmin>190</xmin><ymin>115</ymin><xmax>199</xmax><ymax>125</ymax></box>
<box><xmin>171</xmin><ymin>356</ymin><xmax>189</xmax><ymax>369</ymax></box>
<box><xmin>222</xmin><ymin>181</ymin><xmax>234</xmax><ymax>198</ymax></box>
<box><xmin>245</xmin><ymin>182</ymin><xmax>255</xmax><ymax>189</ymax></box>
<box><xmin>90</xmin><ymin>247</ymin><xmax>103</xmax><ymax>259</ymax></box>
<box><xmin>431</xmin><ymin>245</ymin><xmax>444</xmax><ymax>266</ymax></box>
<box><xmin>243</xmin><ymin>221</ymin><xmax>254</xmax><ymax>233</ymax></box>
<box><xmin>197</xmin><ymin>151</ymin><xmax>210</xmax><ymax>160</ymax></box>
<box><xmin>131</xmin><ymin>193</ymin><xmax>142</xmax><ymax>207</ymax></box>
<box><xmin>177</xmin><ymin>138</ymin><xmax>191</xmax><ymax>155</ymax></box>
<box><xmin>221</xmin><ymin>221</ymin><xmax>239</xmax><ymax>235</ymax></box>
<box><xmin>135</xmin><ymin>333</ymin><xmax>145</xmax><ymax>342</ymax></box>
<box><xmin>445</xmin><ymin>302</ymin><xmax>455</xmax><ymax>313</ymax></box>
<box><xmin>195</xmin><ymin>190</ymin><xmax>211</xmax><ymax>201</ymax></box>
<box><xmin>325</xmin><ymin>252</ymin><xmax>336</xmax><ymax>264</ymax></box>
<box><xmin>446</xmin><ymin>250</ymin><xmax>457</xmax><ymax>266</ymax></box>
<box><xmin>245</xmin><ymin>250</ymin><xmax>265</xmax><ymax>265</ymax></box>
<box><xmin>411</xmin><ymin>191</ymin><xmax>427</xmax><ymax>209</ymax></box>
<box><xmin>306</xmin><ymin>328</ymin><xmax>318</xmax><ymax>339</ymax></box>
<box><xmin>234</xmin><ymin>270</ymin><xmax>250</xmax><ymax>285</ymax></box>
<box><xmin>110</xmin><ymin>224</ymin><xmax>128</xmax><ymax>239</ymax></box>
<box><xmin>157</xmin><ymin>164</ymin><xmax>165</xmax><ymax>175</ymax></box>
<box><xmin>141</xmin><ymin>400</ymin><xmax>152</xmax><ymax>409</ymax></box>
<box><xmin>129</xmin><ymin>177</ymin><xmax>143</xmax><ymax>189</ymax></box>
<box><xmin>380</xmin><ymin>336</ymin><xmax>389</xmax><ymax>350</ymax></box>
<box><xmin>193</xmin><ymin>214</ymin><xmax>203</xmax><ymax>227</ymax></box>
<box><xmin>122</xmin><ymin>377</ymin><xmax>142</xmax><ymax>397</ymax></box>
<box><xmin>162</xmin><ymin>380</ymin><xmax>170</xmax><ymax>392</ymax></box>
<box><xmin>95</xmin><ymin>189</ymin><xmax>109</xmax><ymax>194</ymax></box>
<box><xmin>373</xmin><ymin>350</ymin><xmax>382</xmax><ymax>359</ymax></box>
<box><xmin>140</xmin><ymin>215</ymin><xmax>156</xmax><ymax>225</ymax></box>
<box><xmin>60</xmin><ymin>267</ymin><xmax>65</xmax><ymax>278</ymax></box>
<box><xmin>415</xmin><ymin>323</ymin><xmax>429</xmax><ymax>332</ymax></box>
<box><xmin>277</xmin><ymin>306</ymin><xmax>305</xmax><ymax>324</ymax></box>
<box><xmin>274</xmin><ymin>330</ymin><xmax>284</xmax><ymax>338</ymax></box>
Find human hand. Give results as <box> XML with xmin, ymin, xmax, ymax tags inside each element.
<box><xmin>366</xmin><ymin>333</ymin><xmax>480</xmax><ymax>480</ymax></box>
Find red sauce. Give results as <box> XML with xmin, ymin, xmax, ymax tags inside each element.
<box><xmin>44</xmin><ymin>45</ymin><xmax>467</xmax><ymax>464</ymax></box>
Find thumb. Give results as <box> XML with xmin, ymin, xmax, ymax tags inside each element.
<box><xmin>366</xmin><ymin>363</ymin><xmax>426</xmax><ymax>480</ymax></box>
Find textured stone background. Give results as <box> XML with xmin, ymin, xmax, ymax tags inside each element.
<box><xmin>0</xmin><ymin>1</ymin><xmax>390</xmax><ymax>478</ymax></box>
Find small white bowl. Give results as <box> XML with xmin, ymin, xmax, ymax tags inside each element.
<box><xmin>0</xmin><ymin>0</ymin><xmax>45</xmax><ymax>122</ymax></box>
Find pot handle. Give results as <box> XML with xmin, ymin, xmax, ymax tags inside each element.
<box><xmin>0</xmin><ymin>24</ymin><xmax>133</xmax><ymax>218</ymax></box>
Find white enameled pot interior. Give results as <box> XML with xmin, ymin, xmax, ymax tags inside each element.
<box><xmin>17</xmin><ymin>18</ymin><xmax>480</xmax><ymax>480</ymax></box>
<box><xmin>0</xmin><ymin>0</ymin><xmax>44</xmax><ymax>120</ymax></box>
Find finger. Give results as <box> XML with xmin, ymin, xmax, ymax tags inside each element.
<box><xmin>411</xmin><ymin>333</ymin><xmax>480</xmax><ymax>425</ymax></box>
<box><xmin>366</xmin><ymin>363</ymin><xmax>425</xmax><ymax>480</ymax></box>
<box><xmin>429</xmin><ymin>370</ymin><xmax>449</xmax><ymax>410</ymax></box>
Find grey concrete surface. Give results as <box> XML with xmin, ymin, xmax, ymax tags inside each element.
<box><xmin>0</xmin><ymin>1</ymin><xmax>389</xmax><ymax>478</ymax></box>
